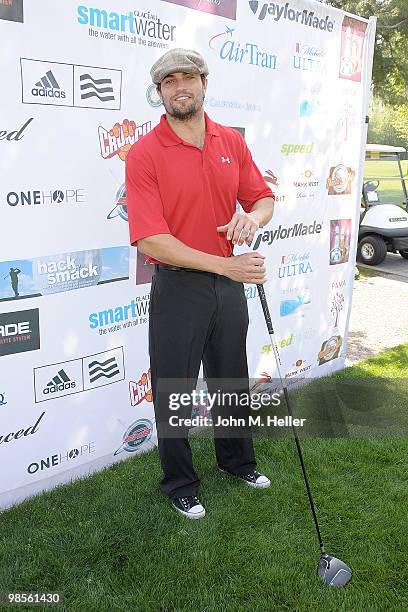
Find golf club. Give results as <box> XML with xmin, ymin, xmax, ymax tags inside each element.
<box><xmin>256</xmin><ymin>283</ymin><xmax>352</xmax><ymax>588</ymax></box>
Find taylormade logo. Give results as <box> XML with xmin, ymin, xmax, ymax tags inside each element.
<box><xmin>253</xmin><ymin>221</ymin><xmax>322</xmax><ymax>250</ymax></box>
<box><xmin>249</xmin><ymin>1</ymin><xmax>334</xmax><ymax>32</ymax></box>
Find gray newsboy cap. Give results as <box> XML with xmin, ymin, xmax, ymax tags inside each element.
<box><xmin>150</xmin><ymin>48</ymin><xmax>209</xmax><ymax>85</ymax></box>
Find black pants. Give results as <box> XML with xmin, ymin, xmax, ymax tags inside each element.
<box><xmin>149</xmin><ymin>267</ymin><xmax>256</xmax><ymax>499</ymax></box>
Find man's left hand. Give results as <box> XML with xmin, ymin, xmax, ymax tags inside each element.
<box><xmin>217</xmin><ymin>212</ymin><xmax>259</xmax><ymax>247</ymax></box>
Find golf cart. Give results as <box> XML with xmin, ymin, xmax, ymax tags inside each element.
<box><xmin>358</xmin><ymin>144</ymin><xmax>408</xmax><ymax>265</ymax></box>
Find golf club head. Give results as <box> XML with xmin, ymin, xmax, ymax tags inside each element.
<box><xmin>317</xmin><ymin>553</ymin><xmax>352</xmax><ymax>587</ymax></box>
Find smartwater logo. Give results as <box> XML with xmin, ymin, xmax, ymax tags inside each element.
<box><xmin>88</xmin><ymin>297</ymin><xmax>150</xmax><ymax>332</ymax></box>
<box><xmin>76</xmin><ymin>6</ymin><xmax>176</xmax><ymax>47</ymax></box>
<box><xmin>248</xmin><ymin>1</ymin><xmax>334</xmax><ymax>32</ymax></box>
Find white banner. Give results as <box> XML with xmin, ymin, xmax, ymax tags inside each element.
<box><xmin>0</xmin><ymin>0</ymin><xmax>375</xmax><ymax>511</ymax></box>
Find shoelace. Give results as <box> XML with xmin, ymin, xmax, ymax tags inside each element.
<box><xmin>246</xmin><ymin>472</ymin><xmax>261</xmax><ymax>480</ymax></box>
<box><xmin>180</xmin><ymin>496</ymin><xmax>199</xmax><ymax>508</ymax></box>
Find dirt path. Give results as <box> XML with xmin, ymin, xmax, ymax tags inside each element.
<box><xmin>346</xmin><ymin>266</ymin><xmax>408</xmax><ymax>365</ymax></box>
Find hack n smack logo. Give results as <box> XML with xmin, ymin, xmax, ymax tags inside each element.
<box><xmin>0</xmin><ymin>247</ymin><xmax>129</xmax><ymax>302</ymax></box>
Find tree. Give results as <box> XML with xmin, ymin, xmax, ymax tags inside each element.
<box><xmin>367</xmin><ymin>100</ymin><xmax>408</xmax><ymax>146</ymax></box>
<box><xmin>321</xmin><ymin>1</ymin><xmax>408</xmax><ymax>106</ymax></box>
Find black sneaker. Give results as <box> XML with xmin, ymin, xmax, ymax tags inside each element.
<box><xmin>219</xmin><ymin>467</ymin><xmax>271</xmax><ymax>488</ymax></box>
<box><xmin>171</xmin><ymin>495</ymin><xmax>206</xmax><ymax>519</ymax></box>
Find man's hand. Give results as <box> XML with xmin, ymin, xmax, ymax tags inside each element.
<box><xmin>217</xmin><ymin>212</ymin><xmax>259</xmax><ymax>246</ymax></box>
<box><xmin>221</xmin><ymin>252</ymin><xmax>267</xmax><ymax>284</ymax></box>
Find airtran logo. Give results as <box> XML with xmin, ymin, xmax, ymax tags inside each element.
<box><xmin>248</xmin><ymin>1</ymin><xmax>334</xmax><ymax>32</ymax></box>
<box><xmin>209</xmin><ymin>27</ymin><xmax>277</xmax><ymax>70</ymax></box>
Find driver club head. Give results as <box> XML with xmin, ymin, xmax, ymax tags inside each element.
<box><xmin>317</xmin><ymin>553</ymin><xmax>352</xmax><ymax>587</ymax></box>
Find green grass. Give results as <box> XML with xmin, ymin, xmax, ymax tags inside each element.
<box><xmin>0</xmin><ymin>346</ymin><xmax>408</xmax><ymax>611</ymax></box>
<box><xmin>364</xmin><ymin>159</ymin><xmax>408</xmax><ymax>208</ymax></box>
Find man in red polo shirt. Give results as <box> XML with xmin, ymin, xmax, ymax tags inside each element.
<box><xmin>126</xmin><ymin>48</ymin><xmax>275</xmax><ymax>519</ymax></box>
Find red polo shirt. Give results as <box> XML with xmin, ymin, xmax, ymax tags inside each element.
<box><xmin>125</xmin><ymin>113</ymin><xmax>274</xmax><ymax>262</ymax></box>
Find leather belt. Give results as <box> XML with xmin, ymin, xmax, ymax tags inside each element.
<box><xmin>155</xmin><ymin>254</ymin><xmax>232</xmax><ymax>274</ymax></box>
<box><xmin>155</xmin><ymin>263</ymin><xmax>209</xmax><ymax>273</ymax></box>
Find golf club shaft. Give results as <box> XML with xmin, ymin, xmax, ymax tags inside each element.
<box><xmin>257</xmin><ymin>283</ymin><xmax>325</xmax><ymax>555</ymax></box>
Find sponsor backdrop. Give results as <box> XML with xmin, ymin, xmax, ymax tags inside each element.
<box><xmin>0</xmin><ymin>0</ymin><xmax>375</xmax><ymax>511</ymax></box>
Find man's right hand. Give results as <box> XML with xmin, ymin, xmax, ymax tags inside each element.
<box><xmin>221</xmin><ymin>252</ymin><xmax>267</xmax><ymax>284</ymax></box>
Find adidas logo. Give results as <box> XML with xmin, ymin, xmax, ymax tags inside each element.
<box><xmin>79</xmin><ymin>73</ymin><xmax>115</xmax><ymax>103</ymax></box>
<box><xmin>32</xmin><ymin>70</ymin><xmax>66</xmax><ymax>99</ymax></box>
<box><xmin>88</xmin><ymin>357</ymin><xmax>120</xmax><ymax>383</ymax></box>
<box><xmin>43</xmin><ymin>369</ymin><xmax>76</xmax><ymax>395</ymax></box>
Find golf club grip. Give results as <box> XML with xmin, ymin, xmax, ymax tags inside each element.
<box><xmin>256</xmin><ymin>284</ymin><xmax>274</xmax><ymax>335</ymax></box>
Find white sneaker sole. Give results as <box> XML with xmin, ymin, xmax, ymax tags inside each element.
<box><xmin>245</xmin><ymin>479</ymin><xmax>270</xmax><ymax>488</ymax></box>
<box><xmin>172</xmin><ymin>503</ymin><xmax>206</xmax><ymax>520</ymax></box>
<box><xmin>219</xmin><ymin>467</ymin><xmax>271</xmax><ymax>488</ymax></box>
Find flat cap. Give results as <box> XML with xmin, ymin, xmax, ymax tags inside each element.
<box><xmin>150</xmin><ymin>48</ymin><xmax>209</xmax><ymax>85</ymax></box>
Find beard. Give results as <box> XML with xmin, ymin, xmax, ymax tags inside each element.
<box><xmin>163</xmin><ymin>91</ymin><xmax>205</xmax><ymax>121</ymax></box>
